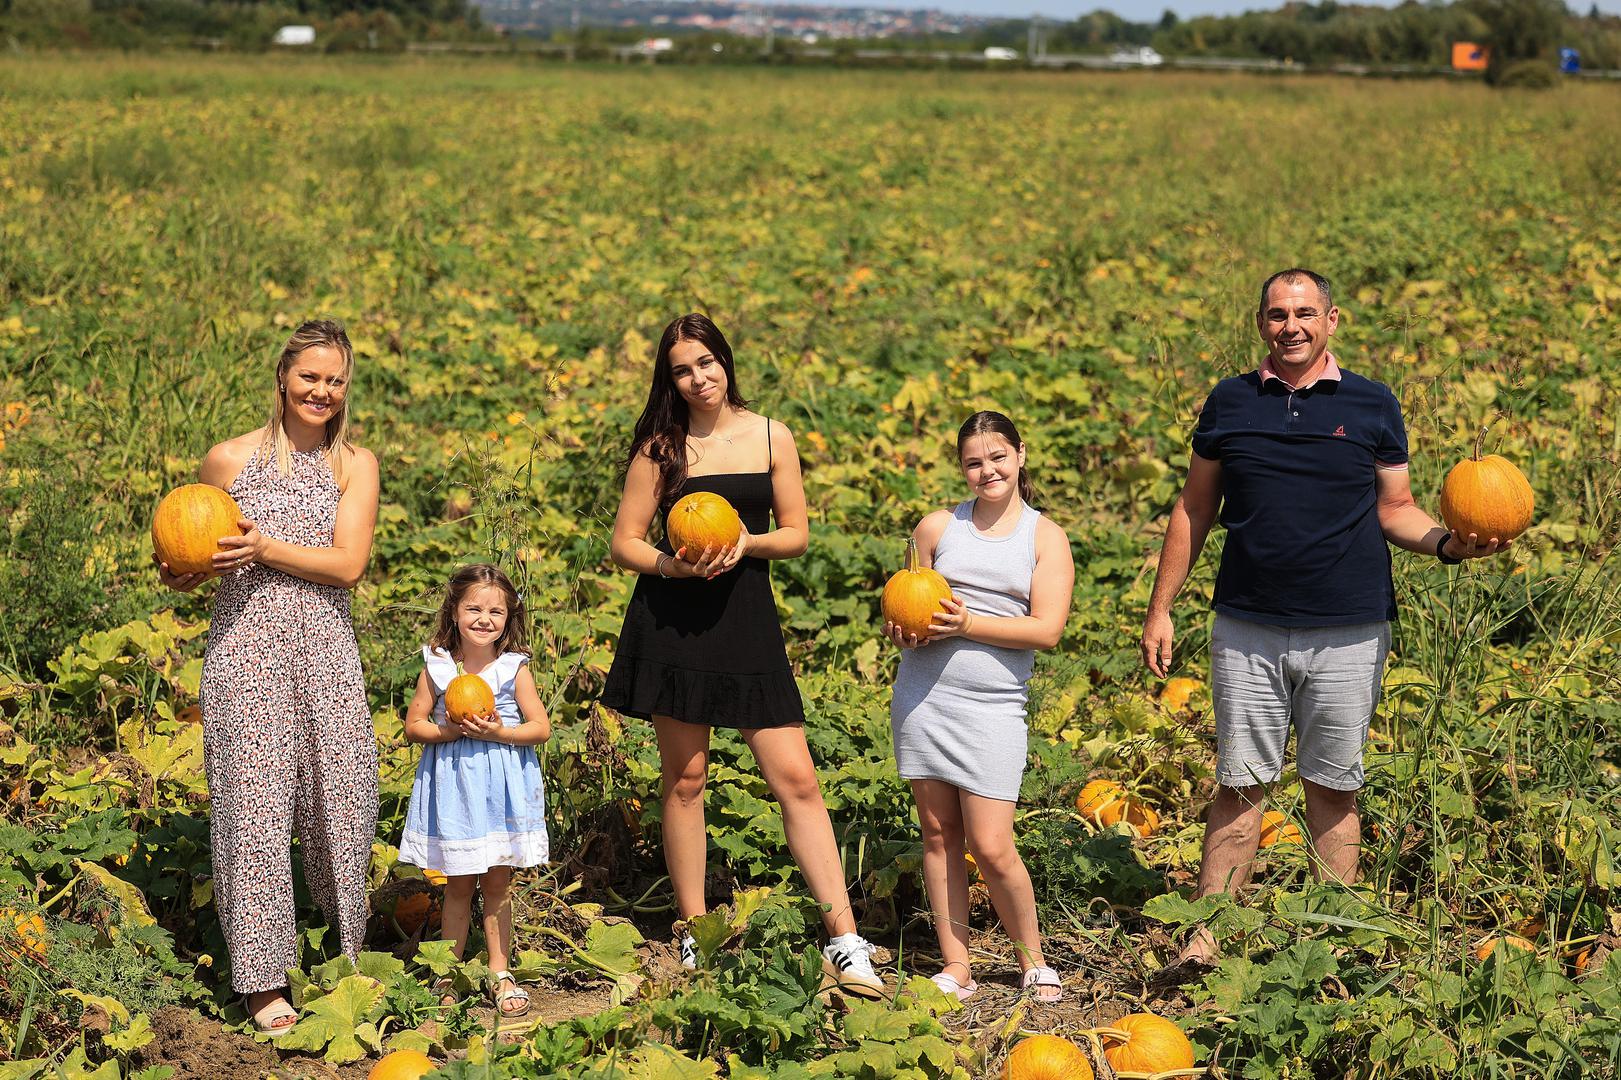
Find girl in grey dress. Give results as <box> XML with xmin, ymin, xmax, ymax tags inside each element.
<box><xmin>885</xmin><ymin>411</ymin><xmax>1075</xmax><ymax>1005</ymax></box>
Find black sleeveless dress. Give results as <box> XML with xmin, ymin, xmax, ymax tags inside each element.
<box><xmin>601</xmin><ymin>452</ymin><xmax>806</xmax><ymax>730</ymax></box>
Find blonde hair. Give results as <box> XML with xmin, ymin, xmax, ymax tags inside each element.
<box><xmin>261</xmin><ymin>319</ymin><xmax>357</xmax><ymax>481</ymax></box>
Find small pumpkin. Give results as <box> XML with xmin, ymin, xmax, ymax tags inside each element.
<box><xmin>666</xmin><ymin>491</ymin><xmax>742</xmax><ymax>559</ymax></box>
<box><xmin>177</xmin><ymin>704</ymin><xmax>203</xmax><ymax>725</ymax></box>
<box><xmin>0</xmin><ymin>909</ymin><xmax>47</xmax><ymax>962</ymax></box>
<box><xmin>1259</xmin><ymin>810</ymin><xmax>1303</xmax><ymax>847</ymax></box>
<box><xmin>1159</xmin><ymin>676</ymin><xmax>1202</xmax><ymax>713</ymax></box>
<box><xmin>1100</xmin><ymin>1013</ymin><xmax>1196</xmax><ymax>1073</ymax></box>
<box><xmin>368</xmin><ymin>1049</ymin><xmax>437</xmax><ymax>1080</ymax></box>
<box><xmin>1002</xmin><ymin>1033</ymin><xmax>1093</xmax><ymax>1080</ymax></box>
<box><xmin>1099</xmin><ymin>796</ymin><xmax>1159</xmax><ymax>838</ymax></box>
<box><xmin>151</xmin><ymin>484</ymin><xmax>246</xmax><ymax>575</ymax></box>
<box><xmin>394</xmin><ymin>891</ymin><xmax>442</xmax><ymax>936</ymax></box>
<box><xmin>1075</xmin><ymin>779</ymin><xmax>1125</xmax><ymax>823</ymax></box>
<box><xmin>1437</xmin><ymin>425</ymin><xmax>1534</xmax><ymax>543</ymax></box>
<box><xmin>1474</xmin><ymin>934</ymin><xmax>1535</xmax><ymax>962</ymax></box>
<box><xmin>881</xmin><ymin>538</ymin><xmax>954</xmax><ymax>641</ymax></box>
<box><xmin>444</xmin><ymin>671</ymin><xmax>494</xmax><ymax>723</ymax></box>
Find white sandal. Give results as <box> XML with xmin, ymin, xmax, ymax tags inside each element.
<box><xmin>489</xmin><ymin>970</ymin><xmax>530</xmax><ymax>1018</ymax></box>
<box><xmin>1021</xmin><ymin>965</ymin><xmax>1063</xmax><ymax>1003</ymax></box>
<box><xmin>929</xmin><ymin>969</ymin><xmax>979</xmax><ymax>1002</ymax></box>
<box><xmin>248</xmin><ymin>995</ymin><xmax>298</xmax><ymax>1033</ymax></box>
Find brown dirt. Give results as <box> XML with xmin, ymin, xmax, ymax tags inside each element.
<box><xmin>130</xmin><ymin>1006</ymin><xmax>280</xmax><ymax>1080</ymax></box>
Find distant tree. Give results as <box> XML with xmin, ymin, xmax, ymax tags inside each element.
<box><xmin>1467</xmin><ymin>0</ymin><xmax>1564</xmax><ymax>82</ymax></box>
<box><xmin>1158</xmin><ymin>8</ymin><xmax>1179</xmax><ymax>31</ymax></box>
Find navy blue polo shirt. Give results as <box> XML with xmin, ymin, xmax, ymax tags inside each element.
<box><xmin>1191</xmin><ymin>356</ymin><xmax>1408</xmax><ymax>627</ymax></box>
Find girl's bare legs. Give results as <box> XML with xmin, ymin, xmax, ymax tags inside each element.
<box><xmin>479</xmin><ymin>866</ymin><xmax>524</xmax><ymax>1014</ymax></box>
<box><xmin>653</xmin><ymin>715</ymin><xmax>712</xmax><ymax>920</ymax></box>
<box><xmin>741</xmin><ymin>725</ymin><xmax>858</xmax><ymax>937</ymax></box>
<box><xmin>961</xmin><ymin>792</ymin><xmax>1054</xmax><ymax>999</ymax></box>
<box><xmin>438</xmin><ymin>874</ymin><xmax>478</xmax><ymax>1004</ymax></box>
<box><xmin>912</xmin><ymin>779</ymin><xmax>973</xmax><ymax>982</ymax></box>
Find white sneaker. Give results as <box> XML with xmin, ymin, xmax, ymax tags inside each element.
<box><xmin>679</xmin><ymin>933</ymin><xmax>698</xmax><ymax>971</ymax></box>
<box><xmin>820</xmin><ymin>933</ymin><xmax>886</xmax><ymax>999</ymax></box>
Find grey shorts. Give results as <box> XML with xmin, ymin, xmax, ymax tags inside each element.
<box><xmin>1210</xmin><ymin>614</ymin><xmax>1391</xmax><ymax>792</ymax></box>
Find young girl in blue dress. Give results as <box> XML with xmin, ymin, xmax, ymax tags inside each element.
<box><xmin>399</xmin><ymin>564</ymin><xmax>551</xmax><ymax>1018</ymax></box>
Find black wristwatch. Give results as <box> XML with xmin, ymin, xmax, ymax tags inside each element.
<box><xmin>1436</xmin><ymin>530</ymin><xmax>1462</xmax><ymax>565</ymax></box>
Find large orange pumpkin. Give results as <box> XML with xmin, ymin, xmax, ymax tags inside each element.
<box><xmin>1259</xmin><ymin>810</ymin><xmax>1303</xmax><ymax>847</ymax></box>
<box><xmin>151</xmin><ymin>484</ymin><xmax>246</xmax><ymax>575</ymax></box>
<box><xmin>1101</xmin><ymin>1013</ymin><xmax>1195</xmax><ymax>1073</ymax></box>
<box><xmin>444</xmin><ymin>672</ymin><xmax>494</xmax><ymax>723</ymax></box>
<box><xmin>881</xmin><ymin>539</ymin><xmax>954</xmax><ymax>641</ymax></box>
<box><xmin>1099</xmin><ymin>797</ymin><xmax>1160</xmax><ymax>838</ymax></box>
<box><xmin>368</xmin><ymin>1049</ymin><xmax>437</xmax><ymax>1080</ymax></box>
<box><xmin>1002</xmin><ymin>1034</ymin><xmax>1093</xmax><ymax>1080</ymax></box>
<box><xmin>666</xmin><ymin>492</ymin><xmax>742</xmax><ymax>558</ymax></box>
<box><xmin>1075</xmin><ymin>779</ymin><xmax>1125</xmax><ymax>823</ymax></box>
<box><xmin>1438</xmin><ymin>427</ymin><xmax>1534</xmax><ymax>543</ymax></box>
<box><xmin>1159</xmin><ymin>677</ymin><xmax>1202</xmax><ymax>713</ymax></box>
<box><xmin>394</xmin><ymin>892</ymin><xmax>442</xmax><ymax>936</ymax></box>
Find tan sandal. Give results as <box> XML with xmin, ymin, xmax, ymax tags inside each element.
<box><xmin>489</xmin><ymin>970</ymin><xmax>530</xmax><ymax>1018</ymax></box>
<box><xmin>249</xmin><ymin>995</ymin><xmax>298</xmax><ymax>1033</ymax></box>
<box><xmin>1021</xmin><ymin>965</ymin><xmax>1064</xmax><ymax>1004</ymax></box>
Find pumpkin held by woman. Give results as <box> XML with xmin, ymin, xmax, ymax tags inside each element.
<box><xmin>881</xmin><ymin>539</ymin><xmax>954</xmax><ymax>641</ymax></box>
<box><xmin>151</xmin><ymin>484</ymin><xmax>246</xmax><ymax>575</ymax></box>
<box><xmin>666</xmin><ymin>491</ymin><xmax>742</xmax><ymax>558</ymax></box>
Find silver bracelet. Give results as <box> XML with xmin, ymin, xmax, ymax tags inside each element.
<box><xmin>657</xmin><ymin>554</ymin><xmax>671</xmax><ymax>578</ymax></box>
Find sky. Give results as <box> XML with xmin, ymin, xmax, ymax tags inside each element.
<box><xmin>794</xmin><ymin>0</ymin><xmax>1621</xmax><ymax>22</ymax></box>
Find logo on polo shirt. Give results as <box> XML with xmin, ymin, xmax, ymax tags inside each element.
<box><xmin>1332</xmin><ymin>425</ymin><xmax>1346</xmax><ymax>436</ymax></box>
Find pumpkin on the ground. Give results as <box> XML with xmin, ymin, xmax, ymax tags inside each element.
<box><xmin>444</xmin><ymin>672</ymin><xmax>494</xmax><ymax>723</ymax></box>
<box><xmin>1101</xmin><ymin>1013</ymin><xmax>1196</xmax><ymax>1073</ymax></box>
<box><xmin>1159</xmin><ymin>677</ymin><xmax>1202</xmax><ymax>713</ymax></box>
<box><xmin>1099</xmin><ymin>796</ymin><xmax>1159</xmax><ymax>838</ymax></box>
<box><xmin>151</xmin><ymin>484</ymin><xmax>245</xmax><ymax>575</ymax></box>
<box><xmin>1474</xmin><ymin>934</ymin><xmax>1535</xmax><ymax>962</ymax></box>
<box><xmin>1438</xmin><ymin>426</ymin><xmax>1534</xmax><ymax>543</ymax></box>
<box><xmin>1</xmin><ymin>909</ymin><xmax>47</xmax><ymax>962</ymax></box>
<box><xmin>394</xmin><ymin>891</ymin><xmax>442</xmax><ymax>936</ymax></box>
<box><xmin>881</xmin><ymin>538</ymin><xmax>954</xmax><ymax>641</ymax></box>
<box><xmin>1002</xmin><ymin>1033</ymin><xmax>1093</xmax><ymax>1080</ymax></box>
<box><xmin>1259</xmin><ymin>810</ymin><xmax>1303</xmax><ymax>847</ymax></box>
<box><xmin>666</xmin><ymin>491</ymin><xmax>742</xmax><ymax>558</ymax></box>
<box><xmin>368</xmin><ymin>1049</ymin><xmax>437</xmax><ymax>1080</ymax></box>
<box><xmin>1075</xmin><ymin>779</ymin><xmax>1124</xmax><ymax>823</ymax></box>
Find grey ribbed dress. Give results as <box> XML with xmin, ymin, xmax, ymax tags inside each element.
<box><xmin>891</xmin><ymin>500</ymin><xmax>1040</xmax><ymax>802</ymax></box>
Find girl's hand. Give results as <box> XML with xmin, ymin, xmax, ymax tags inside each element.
<box><xmin>435</xmin><ymin>721</ymin><xmax>465</xmax><ymax>743</ymax></box>
<box><xmin>884</xmin><ymin>619</ymin><xmax>930</xmax><ymax>649</ymax></box>
<box><xmin>927</xmin><ymin>598</ymin><xmax>975</xmax><ymax>641</ymax></box>
<box><xmin>458</xmin><ymin>711</ymin><xmax>506</xmax><ymax>741</ymax></box>
<box><xmin>709</xmin><ymin>525</ymin><xmax>752</xmax><ymax>578</ymax></box>
<box><xmin>213</xmin><ymin>518</ymin><xmax>266</xmax><ymax>574</ymax></box>
<box><xmin>153</xmin><ymin>552</ymin><xmax>210</xmax><ymax>592</ymax></box>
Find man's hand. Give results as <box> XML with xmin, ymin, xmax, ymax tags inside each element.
<box><xmin>1141</xmin><ymin>610</ymin><xmax>1175</xmax><ymax>678</ymax></box>
<box><xmin>1443</xmin><ymin>531</ymin><xmax>1511</xmax><ymax>561</ymax></box>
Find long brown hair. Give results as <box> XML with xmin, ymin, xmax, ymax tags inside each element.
<box><xmin>429</xmin><ymin>564</ymin><xmax>531</xmax><ymax>659</ymax></box>
<box><xmin>957</xmin><ymin>410</ymin><xmax>1036</xmax><ymax>507</ymax></box>
<box><xmin>622</xmin><ymin>313</ymin><xmax>749</xmax><ymax>505</ymax></box>
<box><xmin>262</xmin><ymin>318</ymin><xmax>357</xmax><ymax>482</ymax></box>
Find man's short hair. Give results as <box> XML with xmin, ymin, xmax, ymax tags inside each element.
<box><xmin>1258</xmin><ymin>268</ymin><xmax>1332</xmax><ymax>316</ymax></box>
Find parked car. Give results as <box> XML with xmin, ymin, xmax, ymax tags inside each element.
<box><xmin>983</xmin><ymin>47</ymin><xmax>1020</xmax><ymax>61</ymax></box>
<box><xmin>1110</xmin><ymin>46</ymin><xmax>1164</xmax><ymax>66</ymax></box>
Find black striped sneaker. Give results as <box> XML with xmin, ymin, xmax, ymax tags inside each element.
<box><xmin>820</xmin><ymin>933</ymin><xmax>886</xmax><ymax>999</ymax></box>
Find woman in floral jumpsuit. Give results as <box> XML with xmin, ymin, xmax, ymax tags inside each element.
<box><xmin>156</xmin><ymin>319</ymin><xmax>380</xmax><ymax>1033</ymax></box>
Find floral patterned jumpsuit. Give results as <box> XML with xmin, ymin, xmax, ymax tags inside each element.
<box><xmin>201</xmin><ymin>446</ymin><xmax>378</xmax><ymax>995</ymax></box>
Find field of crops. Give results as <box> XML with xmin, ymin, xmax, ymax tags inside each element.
<box><xmin>2</xmin><ymin>54</ymin><xmax>1620</xmax><ymax>1079</ymax></box>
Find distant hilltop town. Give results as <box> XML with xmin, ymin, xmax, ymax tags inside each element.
<box><xmin>473</xmin><ymin>0</ymin><xmax>995</xmax><ymax>39</ymax></box>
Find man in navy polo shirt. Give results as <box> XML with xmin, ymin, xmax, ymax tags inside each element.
<box><xmin>1141</xmin><ymin>268</ymin><xmax>1507</xmax><ymax>971</ymax></box>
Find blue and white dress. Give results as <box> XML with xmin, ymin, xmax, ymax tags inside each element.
<box><xmin>398</xmin><ymin>647</ymin><xmax>549</xmax><ymax>876</ymax></box>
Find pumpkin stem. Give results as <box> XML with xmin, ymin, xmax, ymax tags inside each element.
<box><xmin>905</xmin><ymin>536</ymin><xmax>918</xmax><ymax>573</ymax></box>
<box><xmin>1085</xmin><ymin>1026</ymin><xmax>1130</xmax><ymax>1041</ymax></box>
<box><xmin>1473</xmin><ymin>413</ymin><xmax>1504</xmax><ymax>462</ymax></box>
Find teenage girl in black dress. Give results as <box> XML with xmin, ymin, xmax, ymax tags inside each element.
<box><xmin>602</xmin><ymin>313</ymin><xmax>883</xmax><ymax>996</ymax></box>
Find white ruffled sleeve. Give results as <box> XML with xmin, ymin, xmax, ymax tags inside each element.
<box><xmin>421</xmin><ymin>646</ymin><xmax>460</xmax><ymax>694</ymax></box>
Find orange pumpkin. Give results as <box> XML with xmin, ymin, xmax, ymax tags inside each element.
<box><xmin>1101</xmin><ymin>1013</ymin><xmax>1195</xmax><ymax>1073</ymax></box>
<box><xmin>1</xmin><ymin>909</ymin><xmax>47</xmax><ymax>962</ymax></box>
<box><xmin>1438</xmin><ymin>427</ymin><xmax>1534</xmax><ymax>543</ymax></box>
<box><xmin>394</xmin><ymin>891</ymin><xmax>442</xmax><ymax>936</ymax></box>
<box><xmin>368</xmin><ymin>1049</ymin><xmax>437</xmax><ymax>1080</ymax></box>
<box><xmin>666</xmin><ymin>492</ymin><xmax>742</xmax><ymax>558</ymax></box>
<box><xmin>151</xmin><ymin>484</ymin><xmax>246</xmax><ymax>575</ymax></box>
<box><xmin>881</xmin><ymin>538</ymin><xmax>954</xmax><ymax>641</ymax></box>
<box><xmin>1099</xmin><ymin>796</ymin><xmax>1159</xmax><ymax>838</ymax></box>
<box><xmin>1075</xmin><ymin>779</ymin><xmax>1125</xmax><ymax>823</ymax></box>
<box><xmin>1002</xmin><ymin>1034</ymin><xmax>1093</xmax><ymax>1080</ymax></box>
<box><xmin>1474</xmin><ymin>934</ymin><xmax>1535</xmax><ymax>962</ymax></box>
<box><xmin>177</xmin><ymin>705</ymin><xmax>203</xmax><ymax>725</ymax></box>
<box><xmin>1159</xmin><ymin>677</ymin><xmax>1202</xmax><ymax>713</ymax></box>
<box><xmin>1259</xmin><ymin>810</ymin><xmax>1303</xmax><ymax>847</ymax></box>
<box><xmin>444</xmin><ymin>672</ymin><xmax>494</xmax><ymax>723</ymax></box>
